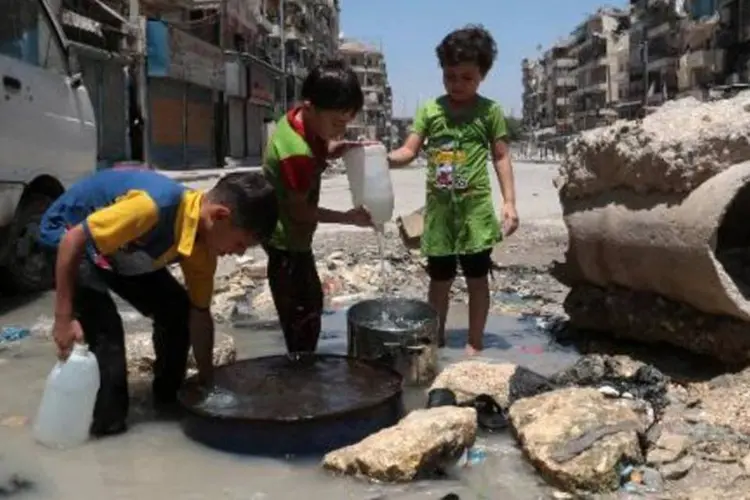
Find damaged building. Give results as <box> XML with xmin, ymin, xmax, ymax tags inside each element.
<box><xmin>523</xmin><ymin>0</ymin><xmax>750</xmax><ymax>136</ymax></box>
<box><xmin>338</xmin><ymin>38</ymin><xmax>393</xmax><ymax>142</ymax></box>
<box><xmin>521</xmin><ymin>39</ymin><xmax>577</xmax><ymax>149</ymax></box>
<box><xmin>569</xmin><ymin>7</ymin><xmax>630</xmax><ymax>131</ymax></box>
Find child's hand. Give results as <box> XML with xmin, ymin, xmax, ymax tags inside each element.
<box><xmin>52</xmin><ymin>316</ymin><xmax>83</xmax><ymax>360</ymax></box>
<box><xmin>343</xmin><ymin>206</ymin><xmax>373</xmax><ymax>227</ymax></box>
<box><xmin>502</xmin><ymin>202</ymin><xmax>519</xmax><ymax>236</ymax></box>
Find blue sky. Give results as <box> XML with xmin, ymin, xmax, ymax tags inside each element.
<box><xmin>339</xmin><ymin>0</ymin><xmax>627</xmax><ymax>118</ymax></box>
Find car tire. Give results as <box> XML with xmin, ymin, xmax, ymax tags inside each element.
<box><xmin>0</xmin><ymin>193</ymin><xmax>55</xmax><ymax>293</ymax></box>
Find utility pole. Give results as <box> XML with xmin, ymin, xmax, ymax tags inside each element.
<box><xmin>129</xmin><ymin>0</ymin><xmax>150</xmax><ymax>165</ymax></box>
<box><xmin>641</xmin><ymin>37</ymin><xmax>649</xmax><ymax>111</ymax></box>
<box><xmin>279</xmin><ymin>0</ymin><xmax>287</xmax><ymax>111</ymax></box>
<box><xmin>218</xmin><ymin>0</ymin><xmax>227</xmax><ymax>166</ymax></box>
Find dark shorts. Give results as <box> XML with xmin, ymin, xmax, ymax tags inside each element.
<box><xmin>426</xmin><ymin>249</ymin><xmax>493</xmax><ymax>281</ymax></box>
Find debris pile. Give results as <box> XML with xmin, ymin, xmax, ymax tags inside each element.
<box><xmin>558</xmin><ymin>92</ymin><xmax>750</xmax><ymax>200</ymax></box>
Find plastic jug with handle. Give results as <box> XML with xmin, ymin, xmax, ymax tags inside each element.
<box><xmin>343</xmin><ymin>143</ymin><xmax>395</xmax><ymax>230</ymax></box>
<box><xmin>33</xmin><ymin>343</ymin><xmax>100</xmax><ymax>449</ymax></box>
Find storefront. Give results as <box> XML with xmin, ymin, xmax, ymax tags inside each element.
<box><xmin>225</xmin><ymin>60</ymin><xmax>247</xmax><ymax>159</ymax></box>
<box><xmin>60</xmin><ymin>10</ymin><xmax>128</xmax><ymax>169</ymax></box>
<box><xmin>146</xmin><ymin>20</ymin><xmax>224</xmax><ymax>169</ymax></box>
<box><xmin>247</xmin><ymin>60</ymin><xmax>277</xmax><ymax>160</ymax></box>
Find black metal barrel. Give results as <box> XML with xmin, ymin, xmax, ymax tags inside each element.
<box><xmin>178</xmin><ymin>354</ymin><xmax>404</xmax><ymax>456</ymax></box>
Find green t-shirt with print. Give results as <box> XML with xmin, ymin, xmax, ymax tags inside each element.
<box><xmin>412</xmin><ymin>95</ymin><xmax>507</xmax><ymax>257</ymax></box>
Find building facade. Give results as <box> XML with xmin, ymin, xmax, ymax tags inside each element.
<box><xmin>523</xmin><ymin>1</ymin><xmax>750</xmax><ymax>137</ymax></box>
<box><xmin>55</xmin><ymin>1</ymin><xmax>130</xmax><ymax>169</ymax></box>
<box><xmin>569</xmin><ymin>7</ymin><xmax>629</xmax><ymax>130</ymax></box>
<box><xmin>338</xmin><ymin>38</ymin><xmax>393</xmax><ymax>143</ymax></box>
<box><xmin>521</xmin><ymin>39</ymin><xmax>577</xmax><ymax>143</ymax></box>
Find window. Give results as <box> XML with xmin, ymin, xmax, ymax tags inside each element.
<box><xmin>0</xmin><ymin>0</ymin><xmax>66</xmax><ymax>74</ymax></box>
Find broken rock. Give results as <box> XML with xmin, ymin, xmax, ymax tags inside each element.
<box><xmin>558</xmin><ymin>92</ymin><xmax>750</xmax><ymax>200</ymax></box>
<box><xmin>125</xmin><ymin>332</ymin><xmax>236</xmax><ymax>378</ymax></box>
<box><xmin>646</xmin><ymin>432</ymin><xmax>690</xmax><ymax>465</ymax></box>
<box><xmin>429</xmin><ymin>361</ymin><xmax>554</xmax><ymax>408</ymax></box>
<box><xmin>322</xmin><ymin>406</ymin><xmax>477</xmax><ymax>482</ymax></box>
<box><xmin>509</xmin><ymin>387</ymin><xmax>644</xmax><ymax>493</ymax></box>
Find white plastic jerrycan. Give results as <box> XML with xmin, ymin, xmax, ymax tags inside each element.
<box><xmin>33</xmin><ymin>343</ymin><xmax>100</xmax><ymax>449</ymax></box>
<box><xmin>343</xmin><ymin>143</ymin><xmax>395</xmax><ymax>229</ymax></box>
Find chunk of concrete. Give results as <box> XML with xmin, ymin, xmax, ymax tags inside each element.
<box><xmin>396</xmin><ymin>206</ymin><xmax>424</xmax><ymax>250</ymax></box>
<box><xmin>430</xmin><ymin>361</ymin><xmax>554</xmax><ymax>408</ymax></box>
<box><xmin>558</xmin><ymin>92</ymin><xmax>750</xmax><ymax>200</ymax></box>
<box><xmin>126</xmin><ymin>332</ymin><xmax>236</xmax><ymax>378</ymax></box>
<box><xmin>509</xmin><ymin>387</ymin><xmax>644</xmax><ymax>493</ymax></box>
<box><xmin>322</xmin><ymin>406</ymin><xmax>477</xmax><ymax>482</ymax></box>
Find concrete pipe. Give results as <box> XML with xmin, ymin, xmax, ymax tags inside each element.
<box><xmin>561</xmin><ymin>159</ymin><xmax>750</xmax><ymax>321</ymax></box>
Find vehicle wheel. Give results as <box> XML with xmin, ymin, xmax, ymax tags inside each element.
<box><xmin>0</xmin><ymin>194</ymin><xmax>55</xmax><ymax>293</ymax></box>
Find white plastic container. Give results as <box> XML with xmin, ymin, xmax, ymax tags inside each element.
<box><xmin>343</xmin><ymin>143</ymin><xmax>395</xmax><ymax>229</ymax></box>
<box><xmin>33</xmin><ymin>344</ymin><xmax>100</xmax><ymax>449</ymax></box>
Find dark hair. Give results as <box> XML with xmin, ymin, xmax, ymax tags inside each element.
<box><xmin>301</xmin><ymin>59</ymin><xmax>364</xmax><ymax>112</ymax></box>
<box><xmin>436</xmin><ymin>25</ymin><xmax>497</xmax><ymax>76</ymax></box>
<box><xmin>207</xmin><ymin>172</ymin><xmax>278</xmax><ymax>241</ymax></box>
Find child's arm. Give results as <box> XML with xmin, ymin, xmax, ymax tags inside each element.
<box><xmin>53</xmin><ymin>192</ymin><xmax>159</xmax><ymax>357</ymax></box>
<box><xmin>489</xmin><ymin>104</ymin><xmax>519</xmax><ymax>236</ymax></box>
<box><xmin>388</xmin><ymin>133</ymin><xmax>424</xmax><ymax>168</ymax></box>
<box><xmin>179</xmin><ymin>246</ymin><xmax>217</xmax><ymax>384</ymax></box>
<box><xmin>388</xmin><ymin>104</ymin><xmax>428</xmax><ymax>168</ymax></box>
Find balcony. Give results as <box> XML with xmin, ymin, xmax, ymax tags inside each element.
<box><xmin>556</xmin><ymin>75</ymin><xmax>576</xmax><ymax>87</ymax></box>
<box><xmin>554</xmin><ymin>58</ymin><xmax>577</xmax><ymax>69</ymax></box>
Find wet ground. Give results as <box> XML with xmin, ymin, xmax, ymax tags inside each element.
<box><xmin>0</xmin><ymin>290</ymin><xmax>580</xmax><ymax>499</ymax></box>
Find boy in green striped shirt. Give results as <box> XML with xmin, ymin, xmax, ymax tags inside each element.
<box><xmin>262</xmin><ymin>60</ymin><xmax>372</xmax><ymax>353</ymax></box>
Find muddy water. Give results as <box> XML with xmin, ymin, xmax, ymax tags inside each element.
<box><xmin>0</xmin><ymin>293</ymin><xmax>576</xmax><ymax>499</ymax></box>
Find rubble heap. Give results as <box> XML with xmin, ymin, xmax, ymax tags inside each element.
<box><xmin>558</xmin><ymin>92</ymin><xmax>750</xmax><ymax>200</ymax></box>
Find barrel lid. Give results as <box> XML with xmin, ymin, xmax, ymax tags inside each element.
<box><xmin>179</xmin><ymin>354</ymin><xmax>403</xmax><ymax>423</ymax></box>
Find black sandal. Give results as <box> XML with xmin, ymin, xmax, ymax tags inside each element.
<box><xmin>468</xmin><ymin>394</ymin><xmax>509</xmax><ymax>432</ymax></box>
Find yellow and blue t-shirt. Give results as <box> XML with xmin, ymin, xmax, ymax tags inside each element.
<box><xmin>39</xmin><ymin>169</ymin><xmax>216</xmax><ymax>309</ymax></box>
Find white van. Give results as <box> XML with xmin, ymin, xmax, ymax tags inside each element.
<box><xmin>0</xmin><ymin>0</ymin><xmax>96</xmax><ymax>292</ymax></box>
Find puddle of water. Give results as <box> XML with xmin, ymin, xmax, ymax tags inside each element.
<box><xmin>1</xmin><ymin>294</ymin><xmax>563</xmax><ymax>499</ymax></box>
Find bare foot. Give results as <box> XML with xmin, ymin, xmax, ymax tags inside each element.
<box><xmin>465</xmin><ymin>344</ymin><xmax>482</xmax><ymax>357</ymax></box>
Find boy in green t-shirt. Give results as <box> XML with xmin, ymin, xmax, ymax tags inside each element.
<box><xmin>388</xmin><ymin>25</ymin><xmax>519</xmax><ymax>356</ymax></box>
<box><xmin>262</xmin><ymin>60</ymin><xmax>373</xmax><ymax>354</ymax></box>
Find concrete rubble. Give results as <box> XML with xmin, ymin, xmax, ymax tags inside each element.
<box><xmin>509</xmin><ymin>387</ymin><xmax>645</xmax><ymax>493</ymax></box>
<box><xmin>429</xmin><ymin>360</ymin><xmax>554</xmax><ymax>408</ymax></box>
<box><xmin>125</xmin><ymin>331</ymin><xmax>237</xmax><ymax>378</ymax></box>
<box><xmin>180</xmin><ymin>228</ymin><xmax>568</xmax><ymax>327</ymax></box>
<box><xmin>321</xmin><ymin>406</ymin><xmax>477</xmax><ymax>482</ymax></box>
<box><xmin>557</xmin><ymin>92</ymin><xmax>750</xmax><ymax>199</ymax></box>
<box><xmin>556</xmin><ymin>91</ymin><xmax>750</xmax><ymax>363</ymax></box>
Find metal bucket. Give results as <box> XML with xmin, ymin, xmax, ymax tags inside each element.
<box><xmin>347</xmin><ymin>298</ymin><xmax>439</xmax><ymax>386</ymax></box>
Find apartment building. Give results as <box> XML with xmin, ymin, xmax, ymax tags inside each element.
<box><xmin>569</xmin><ymin>7</ymin><xmax>630</xmax><ymax>130</ymax></box>
<box><xmin>260</xmin><ymin>0</ymin><xmax>340</xmax><ymax>103</ymax></box>
<box><xmin>338</xmin><ymin>38</ymin><xmax>393</xmax><ymax>142</ymax></box>
<box><xmin>521</xmin><ymin>57</ymin><xmax>546</xmax><ymax>133</ymax></box>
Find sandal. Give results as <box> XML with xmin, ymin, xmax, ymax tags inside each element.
<box><xmin>467</xmin><ymin>394</ymin><xmax>509</xmax><ymax>432</ymax></box>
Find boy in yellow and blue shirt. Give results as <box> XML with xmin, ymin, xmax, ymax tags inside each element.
<box><xmin>39</xmin><ymin>169</ymin><xmax>277</xmax><ymax>437</ymax></box>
